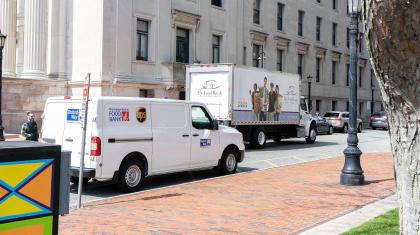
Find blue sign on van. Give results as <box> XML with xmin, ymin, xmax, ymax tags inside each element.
<box><xmin>200</xmin><ymin>139</ymin><xmax>211</xmax><ymax>147</ymax></box>
<box><xmin>67</xmin><ymin>109</ymin><xmax>80</xmax><ymax>121</ymax></box>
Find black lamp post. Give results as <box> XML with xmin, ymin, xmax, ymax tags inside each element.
<box><xmin>341</xmin><ymin>0</ymin><xmax>364</xmax><ymax>185</ymax></box>
<box><xmin>371</xmin><ymin>83</ymin><xmax>375</xmax><ymax>115</ymax></box>
<box><xmin>0</xmin><ymin>31</ymin><xmax>6</xmax><ymax>141</ymax></box>
<box><xmin>307</xmin><ymin>75</ymin><xmax>313</xmax><ymax>112</ymax></box>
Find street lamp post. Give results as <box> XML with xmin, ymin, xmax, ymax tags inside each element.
<box><xmin>371</xmin><ymin>84</ymin><xmax>375</xmax><ymax>115</ymax></box>
<box><xmin>341</xmin><ymin>0</ymin><xmax>364</xmax><ymax>185</ymax></box>
<box><xmin>307</xmin><ymin>75</ymin><xmax>313</xmax><ymax>112</ymax></box>
<box><xmin>0</xmin><ymin>31</ymin><xmax>6</xmax><ymax>141</ymax></box>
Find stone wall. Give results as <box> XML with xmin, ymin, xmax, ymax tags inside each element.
<box><xmin>3</xmin><ymin>78</ymin><xmax>67</xmax><ymax>134</ymax></box>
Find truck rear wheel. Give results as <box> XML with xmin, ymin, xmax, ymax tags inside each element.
<box><xmin>117</xmin><ymin>158</ymin><xmax>145</xmax><ymax>193</ymax></box>
<box><xmin>251</xmin><ymin>127</ymin><xmax>266</xmax><ymax>149</ymax></box>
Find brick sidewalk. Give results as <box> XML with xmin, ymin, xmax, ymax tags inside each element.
<box><xmin>59</xmin><ymin>152</ymin><xmax>395</xmax><ymax>235</ymax></box>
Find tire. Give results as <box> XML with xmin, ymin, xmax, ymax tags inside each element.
<box><xmin>251</xmin><ymin>127</ymin><xmax>267</xmax><ymax>149</ymax></box>
<box><xmin>328</xmin><ymin>126</ymin><xmax>334</xmax><ymax>135</ymax></box>
<box><xmin>358</xmin><ymin>124</ymin><xmax>362</xmax><ymax>133</ymax></box>
<box><xmin>70</xmin><ymin>176</ymin><xmax>90</xmax><ymax>185</ymax></box>
<box><xmin>219</xmin><ymin>148</ymin><xmax>238</xmax><ymax>175</ymax></box>
<box><xmin>117</xmin><ymin>158</ymin><xmax>145</xmax><ymax>193</ymax></box>
<box><xmin>372</xmin><ymin>127</ymin><xmax>376</xmax><ymax>130</ymax></box>
<box><xmin>305</xmin><ymin>125</ymin><xmax>317</xmax><ymax>144</ymax></box>
<box><xmin>343</xmin><ymin>124</ymin><xmax>348</xmax><ymax>133</ymax></box>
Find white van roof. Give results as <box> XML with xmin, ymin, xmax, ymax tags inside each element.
<box><xmin>46</xmin><ymin>96</ymin><xmax>203</xmax><ymax>105</ymax></box>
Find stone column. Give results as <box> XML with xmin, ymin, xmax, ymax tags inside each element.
<box><xmin>0</xmin><ymin>0</ymin><xmax>17</xmax><ymax>78</ymax></box>
<box><xmin>21</xmin><ymin>0</ymin><xmax>47</xmax><ymax>79</ymax></box>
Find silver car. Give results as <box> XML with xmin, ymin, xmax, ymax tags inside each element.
<box><xmin>370</xmin><ymin>111</ymin><xmax>389</xmax><ymax>130</ymax></box>
<box><xmin>324</xmin><ymin>111</ymin><xmax>362</xmax><ymax>133</ymax></box>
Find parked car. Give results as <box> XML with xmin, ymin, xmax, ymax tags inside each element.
<box><xmin>314</xmin><ymin>114</ymin><xmax>334</xmax><ymax>135</ymax></box>
<box><xmin>370</xmin><ymin>111</ymin><xmax>389</xmax><ymax>130</ymax></box>
<box><xmin>324</xmin><ymin>111</ymin><xmax>363</xmax><ymax>133</ymax></box>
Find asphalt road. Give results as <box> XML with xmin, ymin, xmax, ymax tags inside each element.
<box><xmin>69</xmin><ymin>129</ymin><xmax>391</xmax><ymax>206</ymax></box>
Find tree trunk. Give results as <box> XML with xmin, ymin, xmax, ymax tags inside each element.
<box><xmin>364</xmin><ymin>1</ymin><xmax>420</xmax><ymax>234</ymax></box>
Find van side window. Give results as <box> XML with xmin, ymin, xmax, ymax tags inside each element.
<box><xmin>191</xmin><ymin>106</ymin><xmax>212</xmax><ymax>129</ymax></box>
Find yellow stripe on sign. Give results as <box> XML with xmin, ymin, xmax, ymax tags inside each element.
<box><xmin>0</xmin><ymin>162</ymin><xmax>44</xmax><ymax>188</ymax></box>
<box><xmin>0</xmin><ymin>195</ymin><xmax>42</xmax><ymax>217</ymax></box>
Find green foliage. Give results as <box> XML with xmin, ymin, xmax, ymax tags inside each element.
<box><xmin>341</xmin><ymin>209</ymin><xmax>399</xmax><ymax>235</ymax></box>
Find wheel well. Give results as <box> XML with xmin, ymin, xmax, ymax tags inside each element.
<box><xmin>223</xmin><ymin>144</ymin><xmax>241</xmax><ymax>161</ymax></box>
<box><xmin>119</xmin><ymin>152</ymin><xmax>149</xmax><ymax>176</ymax></box>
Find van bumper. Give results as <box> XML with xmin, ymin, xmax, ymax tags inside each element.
<box><xmin>70</xmin><ymin>167</ymin><xmax>96</xmax><ymax>179</ymax></box>
<box><xmin>239</xmin><ymin>150</ymin><xmax>245</xmax><ymax>162</ymax></box>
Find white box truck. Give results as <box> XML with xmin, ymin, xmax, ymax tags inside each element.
<box><xmin>186</xmin><ymin>64</ymin><xmax>317</xmax><ymax>149</ymax></box>
<box><xmin>40</xmin><ymin>96</ymin><xmax>245</xmax><ymax>192</ymax></box>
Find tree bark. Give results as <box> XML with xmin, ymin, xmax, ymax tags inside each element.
<box><xmin>364</xmin><ymin>0</ymin><xmax>420</xmax><ymax>234</ymax></box>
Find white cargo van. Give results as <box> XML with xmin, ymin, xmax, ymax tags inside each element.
<box><xmin>41</xmin><ymin>96</ymin><xmax>245</xmax><ymax>192</ymax></box>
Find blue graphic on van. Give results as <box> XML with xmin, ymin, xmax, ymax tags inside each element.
<box><xmin>200</xmin><ymin>139</ymin><xmax>211</xmax><ymax>147</ymax></box>
<box><xmin>67</xmin><ymin>109</ymin><xmax>80</xmax><ymax>121</ymax></box>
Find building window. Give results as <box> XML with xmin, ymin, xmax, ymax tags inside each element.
<box><xmin>277</xmin><ymin>3</ymin><xmax>284</xmax><ymax>31</ymax></box>
<box><xmin>176</xmin><ymin>28</ymin><xmax>189</xmax><ymax>63</ymax></box>
<box><xmin>298</xmin><ymin>11</ymin><xmax>304</xmax><ymax>37</ymax></box>
<box><xmin>332</xmin><ymin>0</ymin><xmax>337</xmax><ymax>9</ymax></box>
<box><xmin>359</xmin><ymin>33</ymin><xmax>364</xmax><ymax>53</ymax></box>
<box><xmin>211</xmin><ymin>0</ymin><xmax>222</xmax><ymax>7</ymax></box>
<box><xmin>316</xmin><ymin>57</ymin><xmax>321</xmax><ymax>82</ymax></box>
<box><xmin>332</xmin><ymin>23</ymin><xmax>337</xmax><ymax>46</ymax></box>
<box><xmin>359</xmin><ymin>102</ymin><xmax>363</xmax><ymax>116</ymax></box>
<box><xmin>212</xmin><ymin>35</ymin><xmax>221</xmax><ymax>63</ymax></box>
<box><xmin>298</xmin><ymin>54</ymin><xmax>303</xmax><ymax>79</ymax></box>
<box><xmin>346</xmin><ymin>64</ymin><xmax>350</xmax><ymax>86</ymax></box>
<box><xmin>346</xmin><ymin>28</ymin><xmax>350</xmax><ymax>48</ymax></box>
<box><xmin>139</xmin><ymin>89</ymin><xmax>154</xmax><ymax>98</ymax></box>
<box><xmin>253</xmin><ymin>0</ymin><xmax>261</xmax><ymax>24</ymax></box>
<box><xmin>316</xmin><ymin>17</ymin><xmax>322</xmax><ymax>41</ymax></box>
<box><xmin>277</xmin><ymin>49</ymin><xmax>283</xmax><ymax>71</ymax></box>
<box><xmin>332</xmin><ymin>61</ymin><xmax>337</xmax><ymax>84</ymax></box>
<box><xmin>136</xmin><ymin>19</ymin><xmax>149</xmax><ymax>61</ymax></box>
<box><xmin>332</xmin><ymin>100</ymin><xmax>337</xmax><ymax>111</ymax></box>
<box><xmin>317</xmin><ymin>0</ymin><xmax>321</xmax><ymax>3</ymax></box>
<box><xmin>359</xmin><ymin>66</ymin><xmax>363</xmax><ymax>88</ymax></box>
<box><xmin>252</xmin><ymin>44</ymin><xmax>262</xmax><ymax>68</ymax></box>
<box><xmin>316</xmin><ymin>100</ymin><xmax>321</xmax><ymax>112</ymax></box>
<box><xmin>346</xmin><ymin>101</ymin><xmax>349</xmax><ymax>111</ymax></box>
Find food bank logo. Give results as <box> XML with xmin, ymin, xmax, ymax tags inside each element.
<box><xmin>109</xmin><ymin>108</ymin><xmax>130</xmax><ymax>122</ymax></box>
<box><xmin>136</xmin><ymin>107</ymin><xmax>147</xmax><ymax>123</ymax></box>
<box><xmin>197</xmin><ymin>80</ymin><xmax>222</xmax><ymax>97</ymax></box>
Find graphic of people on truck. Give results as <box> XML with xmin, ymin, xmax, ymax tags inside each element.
<box><xmin>249</xmin><ymin>77</ymin><xmax>284</xmax><ymax>122</ymax></box>
<box><xmin>249</xmin><ymin>83</ymin><xmax>262</xmax><ymax>121</ymax></box>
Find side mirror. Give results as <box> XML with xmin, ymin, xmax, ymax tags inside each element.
<box><xmin>212</xmin><ymin>120</ymin><xmax>219</xmax><ymax>130</ymax></box>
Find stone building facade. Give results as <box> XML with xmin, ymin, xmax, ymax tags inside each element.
<box><xmin>0</xmin><ymin>0</ymin><xmax>382</xmax><ymax>133</ymax></box>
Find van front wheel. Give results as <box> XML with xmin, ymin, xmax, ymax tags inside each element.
<box><xmin>219</xmin><ymin>148</ymin><xmax>238</xmax><ymax>175</ymax></box>
<box><xmin>117</xmin><ymin>158</ymin><xmax>145</xmax><ymax>193</ymax></box>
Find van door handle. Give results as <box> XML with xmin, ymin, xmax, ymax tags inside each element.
<box><xmin>65</xmin><ymin>137</ymin><xmax>73</xmax><ymax>142</ymax></box>
<box><xmin>182</xmin><ymin>134</ymin><xmax>189</xmax><ymax>137</ymax></box>
<box><xmin>193</xmin><ymin>133</ymin><xmax>199</xmax><ymax>137</ymax></box>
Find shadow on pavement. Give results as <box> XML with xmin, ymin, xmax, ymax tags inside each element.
<box><xmin>70</xmin><ymin>167</ymin><xmax>258</xmax><ymax>201</ymax></box>
<box><xmin>246</xmin><ymin>140</ymin><xmax>339</xmax><ymax>152</ymax></box>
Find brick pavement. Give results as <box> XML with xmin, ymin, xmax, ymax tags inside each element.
<box><xmin>60</xmin><ymin>152</ymin><xmax>395</xmax><ymax>235</ymax></box>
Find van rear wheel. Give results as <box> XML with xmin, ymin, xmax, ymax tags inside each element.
<box><xmin>117</xmin><ymin>158</ymin><xmax>145</xmax><ymax>193</ymax></box>
<box><xmin>219</xmin><ymin>148</ymin><xmax>238</xmax><ymax>175</ymax></box>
